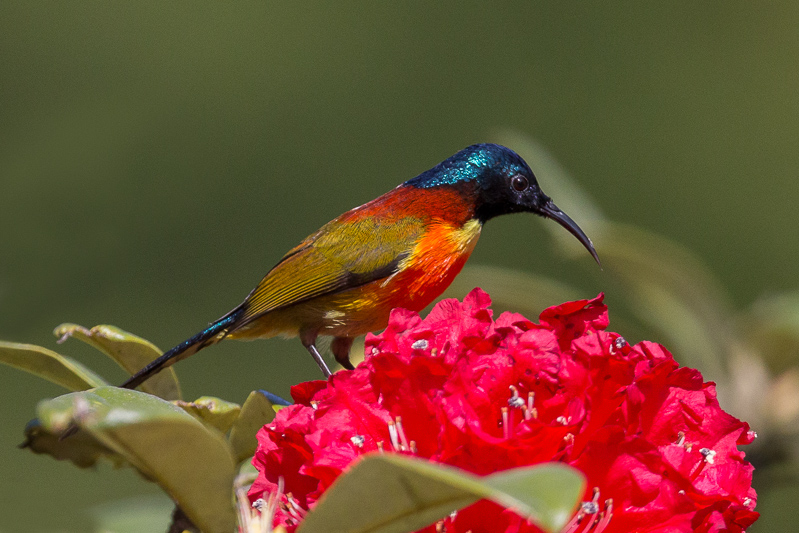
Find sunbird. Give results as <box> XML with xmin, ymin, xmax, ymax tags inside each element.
<box><xmin>122</xmin><ymin>144</ymin><xmax>599</xmax><ymax>389</ymax></box>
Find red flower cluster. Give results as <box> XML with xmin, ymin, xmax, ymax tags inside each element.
<box><xmin>249</xmin><ymin>289</ymin><xmax>758</xmax><ymax>532</ymax></box>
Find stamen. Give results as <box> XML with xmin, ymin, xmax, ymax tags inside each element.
<box><xmin>556</xmin><ymin>415</ymin><xmax>571</xmax><ymax>425</ymax></box>
<box><xmin>395</xmin><ymin>416</ymin><xmax>410</xmax><ymax>450</ymax></box>
<box><xmin>285</xmin><ymin>493</ymin><xmax>306</xmax><ymax>520</ymax></box>
<box><xmin>610</xmin><ymin>337</ymin><xmax>627</xmax><ymax>354</ymax></box>
<box><xmin>350</xmin><ymin>435</ymin><xmax>365</xmax><ymax>448</ymax></box>
<box><xmin>236</xmin><ymin>487</ymin><xmax>254</xmax><ymax>533</ymax></box>
<box><xmin>508</xmin><ymin>385</ymin><xmax>525</xmax><ymax>408</ymax></box>
<box><xmin>411</xmin><ymin>339</ymin><xmax>429</xmax><ymax>350</ymax></box>
<box><xmin>595</xmin><ymin>499</ymin><xmax>613</xmax><ymax>533</ymax></box>
<box><xmin>263</xmin><ymin>477</ymin><xmax>284</xmax><ymax>532</ymax></box>
<box><xmin>581</xmin><ymin>500</ymin><xmax>600</xmax><ymax>515</ymax></box>
<box><xmin>252</xmin><ymin>498</ymin><xmax>267</xmax><ymax>512</ymax></box>
<box><xmin>501</xmin><ymin>407</ymin><xmax>510</xmax><ymax>439</ymax></box>
<box><xmin>561</xmin><ymin>511</ymin><xmax>583</xmax><ymax>533</ymax></box>
<box><xmin>528</xmin><ymin>391</ymin><xmax>535</xmax><ymax>412</ymax></box>
<box><xmin>409</xmin><ymin>440</ymin><xmax>418</xmax><ymax>454</ymax></box>
<box><xmin>563</xmin><ymin>488</ymin><xmax>608</xmax><ymax>533</ymax></box>
<box><xmin>387</xmin><ymin>421</ymin><xmax>400</xmax><ymax>450</ymax></box>
<box><xmin>310</xmin><ymin>401</ymin><xmax>319</xmax><ymax>410</ymax></box>
<box><xmin>435</xmin><ymin>520</ymin><xmax>446</xmax><ymax>533</ymax></box>
<box><xmin>676</xmin><ymin>431</ymin><xmax>694</xmax><ymax>452</ymax></box>
<box><xmin>699</xmin><ymin>448</ymin><xmax>716</xmax><ymax>464</ymax></box>
<box><xmin>376</xmin><ymin>440</ymin><xmax>384</xmax><ymax>452</ymax></box>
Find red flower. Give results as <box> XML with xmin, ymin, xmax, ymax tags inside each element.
<box><xmin>249</xmin><ymin>289</ymin><xmax>758</xmax><ymax>532</ymax></box>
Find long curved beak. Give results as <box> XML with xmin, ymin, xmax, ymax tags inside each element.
<box><xmin>539</xmin><ymin>200</ymin><xmax>601</xmax><ymax>266</ymax></box>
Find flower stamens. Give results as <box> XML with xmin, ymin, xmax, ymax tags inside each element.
<box><xmin>508</xmin><ymin>385</ymin><xmax>525</xmax><ymax>408</ymax></box>
<box><xmin>700</xmin><ymin>447</ymin><xmax>716</xmax><ymax>464</ymax></box>
<box><xmin>595</xmin><ymin>499</ymin><xmax>613</xmax><ymax>533</ymax></box>
<box><xmin>411</xmin><ymin>339</ymin><xmax>429</xmax><ymax>350</ymax></box>
<box><xmin>563</xmin><ymin>489</ymin><xmax>613</xmax><ymax>533</ymax></box>
<box><xmin>610</xmin><ymin>336</ymin><xmax>627</xmax><ymax>354</ymax></box>
<box><xmin>387</xmin><ymin>420</ymin><xmax>401</xmax><ymax>450</ymax></box>
<box><xmin>395</xmin><ymin>416</ymin><xmax>410</xmax><ymax>450</ymax></box>
<box><xmin>285</xmin><ymin>492</ymin><xmax>306</xmax><ymax>520</ymax></box>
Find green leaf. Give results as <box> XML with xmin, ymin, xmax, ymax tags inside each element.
<box><xmin>482</xmin><ymin>465</ymin><xmax>586</xmax><ymax>532</ymax></box>
<box><xmin>298</xmin><ymin>454</ymin><xmax>584</xmax><ymax>533</ymax></box>
<box><xmin>21</xmin><ymin>418</ymin><xmax>123</xmax><ymax>469</ymax></box>
<box><xmin>0</xmin><ymin>340</ymin><xmax>108</xmax><ymax>391</ymax></box>
<box><xmin>54</xmin><ymin>323</ymin><xmax>181</xmax><ymax>400</ymax></box>
<box><xmin>229</xmin><ymin>390</ymin><xmax>276</xmax><ymax>463</ymax></box>
<box><xmin>37</xmin><ymin>386</ymin><xmax>236</xmax><ymax>533</ymax></box>
<box><xmin>174</xmin><ymin>396</ymin><xmax>241</xmax><ymax>433</ymax></box>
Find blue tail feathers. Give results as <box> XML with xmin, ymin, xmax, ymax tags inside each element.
<box><xmin>120</xmin><ymin>310</ymin><xmax>243</xmax><ymax>390</ymax></box>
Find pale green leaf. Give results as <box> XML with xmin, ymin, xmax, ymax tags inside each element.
<box><xmin>174</xmin><ymin>396</ymin><xmax>241</xmax><ymax>433</ymax></box>
<box><xmin>298</xmin><ymin>454</ymin><xmax>584</xmax><ymax>533</ymax></box>
<box><xmin>54</xmin><ymin>323</ymin><xmax>181</xmax><ymax>400</ymax></box>
<box><xmin>0</xmin><ymin>340</ymin><xmax>107</xmax><ymax>391</ymax></box>
<box><xmin>229</xmin><ymin>390</ymin><xmax>276</xmax><ymax>463</ymax></box>
<box><xmin>37</xmin><ymin>386</ymin><xmax>236</xmax><ymax>533</ymax></box>
<box><xmin>21</xmin><ymin>418</ymin><xmax>122</xmax><ymax>469</ymax></box>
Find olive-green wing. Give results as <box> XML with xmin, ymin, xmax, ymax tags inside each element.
<box><xmin>236</xmin><ymin>216</ymin><xmax>425</xmax><ymax>323</ymax></box>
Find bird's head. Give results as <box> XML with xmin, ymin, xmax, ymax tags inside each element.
<box><xmin>407</xmin><ymin>143</ymin><xmax>600</xmax><ymax>265</ymax></box>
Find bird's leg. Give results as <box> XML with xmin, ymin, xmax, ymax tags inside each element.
<box><xmin>331</xmin><ymin>337</ymin><xmax>355</xmax><ymax>370</ymax></box>
<box><xmin>301</xmin><ymin>330</ymin><xmax>332</xmax><ymax>378</ymax></box>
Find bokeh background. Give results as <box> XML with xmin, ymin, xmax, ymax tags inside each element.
<box><xmin>1</xmin><ymin>2</ymin><xmax>797</xmax><ymax>531</ymax></box>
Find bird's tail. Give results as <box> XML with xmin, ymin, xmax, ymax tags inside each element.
<box><xmin>120</xmin><ymin>310</ymin><xmax>243</xmax><ymax>390</ymax></box>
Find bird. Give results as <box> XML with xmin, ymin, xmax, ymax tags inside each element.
<box><xmin>121</xmin><ymin>143</ymin><xmax>599</xmax><ymax>390</ymax></box>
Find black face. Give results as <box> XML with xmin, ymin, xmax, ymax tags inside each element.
<box><xmin>474</xmin><ymin>163</ymin><xmax>547</xmax><ymax>221</ymax></box>
<box><xmin>472</xmin><ymin>147</ymin><xmax>601</xmax><ymax>266</ymax></box>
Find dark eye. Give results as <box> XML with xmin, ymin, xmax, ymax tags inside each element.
<box><xmin>511</xmin><ymin>175</ymin><xmax>528</xmax><ymax>192</ymax></box>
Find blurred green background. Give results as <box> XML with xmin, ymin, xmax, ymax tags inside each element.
<box><xmin>1</xmin><ymin>2</ymin><xmax>797</xmax><ymax>531</ymax></box>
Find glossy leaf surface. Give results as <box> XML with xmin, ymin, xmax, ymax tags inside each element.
<box><xmin>298</xmin><ymin>454</ymin><xmax>584</xmax><ymax>533</ymax></box>
<box><xmin>0</xmin><ymin>340</ymin><xmax>107</xmax><ymax>391</ymax></box>
<box><xmin>229</xmin><ymin>390</ymin><xmax>276</xmax><ymax>463</ymax></box>
<box><xmin>174</xmin><ymin>395</ymin><xmax>241</xmax><ymax>433</ymax></box>
<box><xmin>37</xmin><ymin>386</ymin><xmax>236</xmax><ymax>533</ymax></box>
<box><xmin>54</xmin><ymin>323</ymin><xmax>181</xmax><ymax>400</ymax></box>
